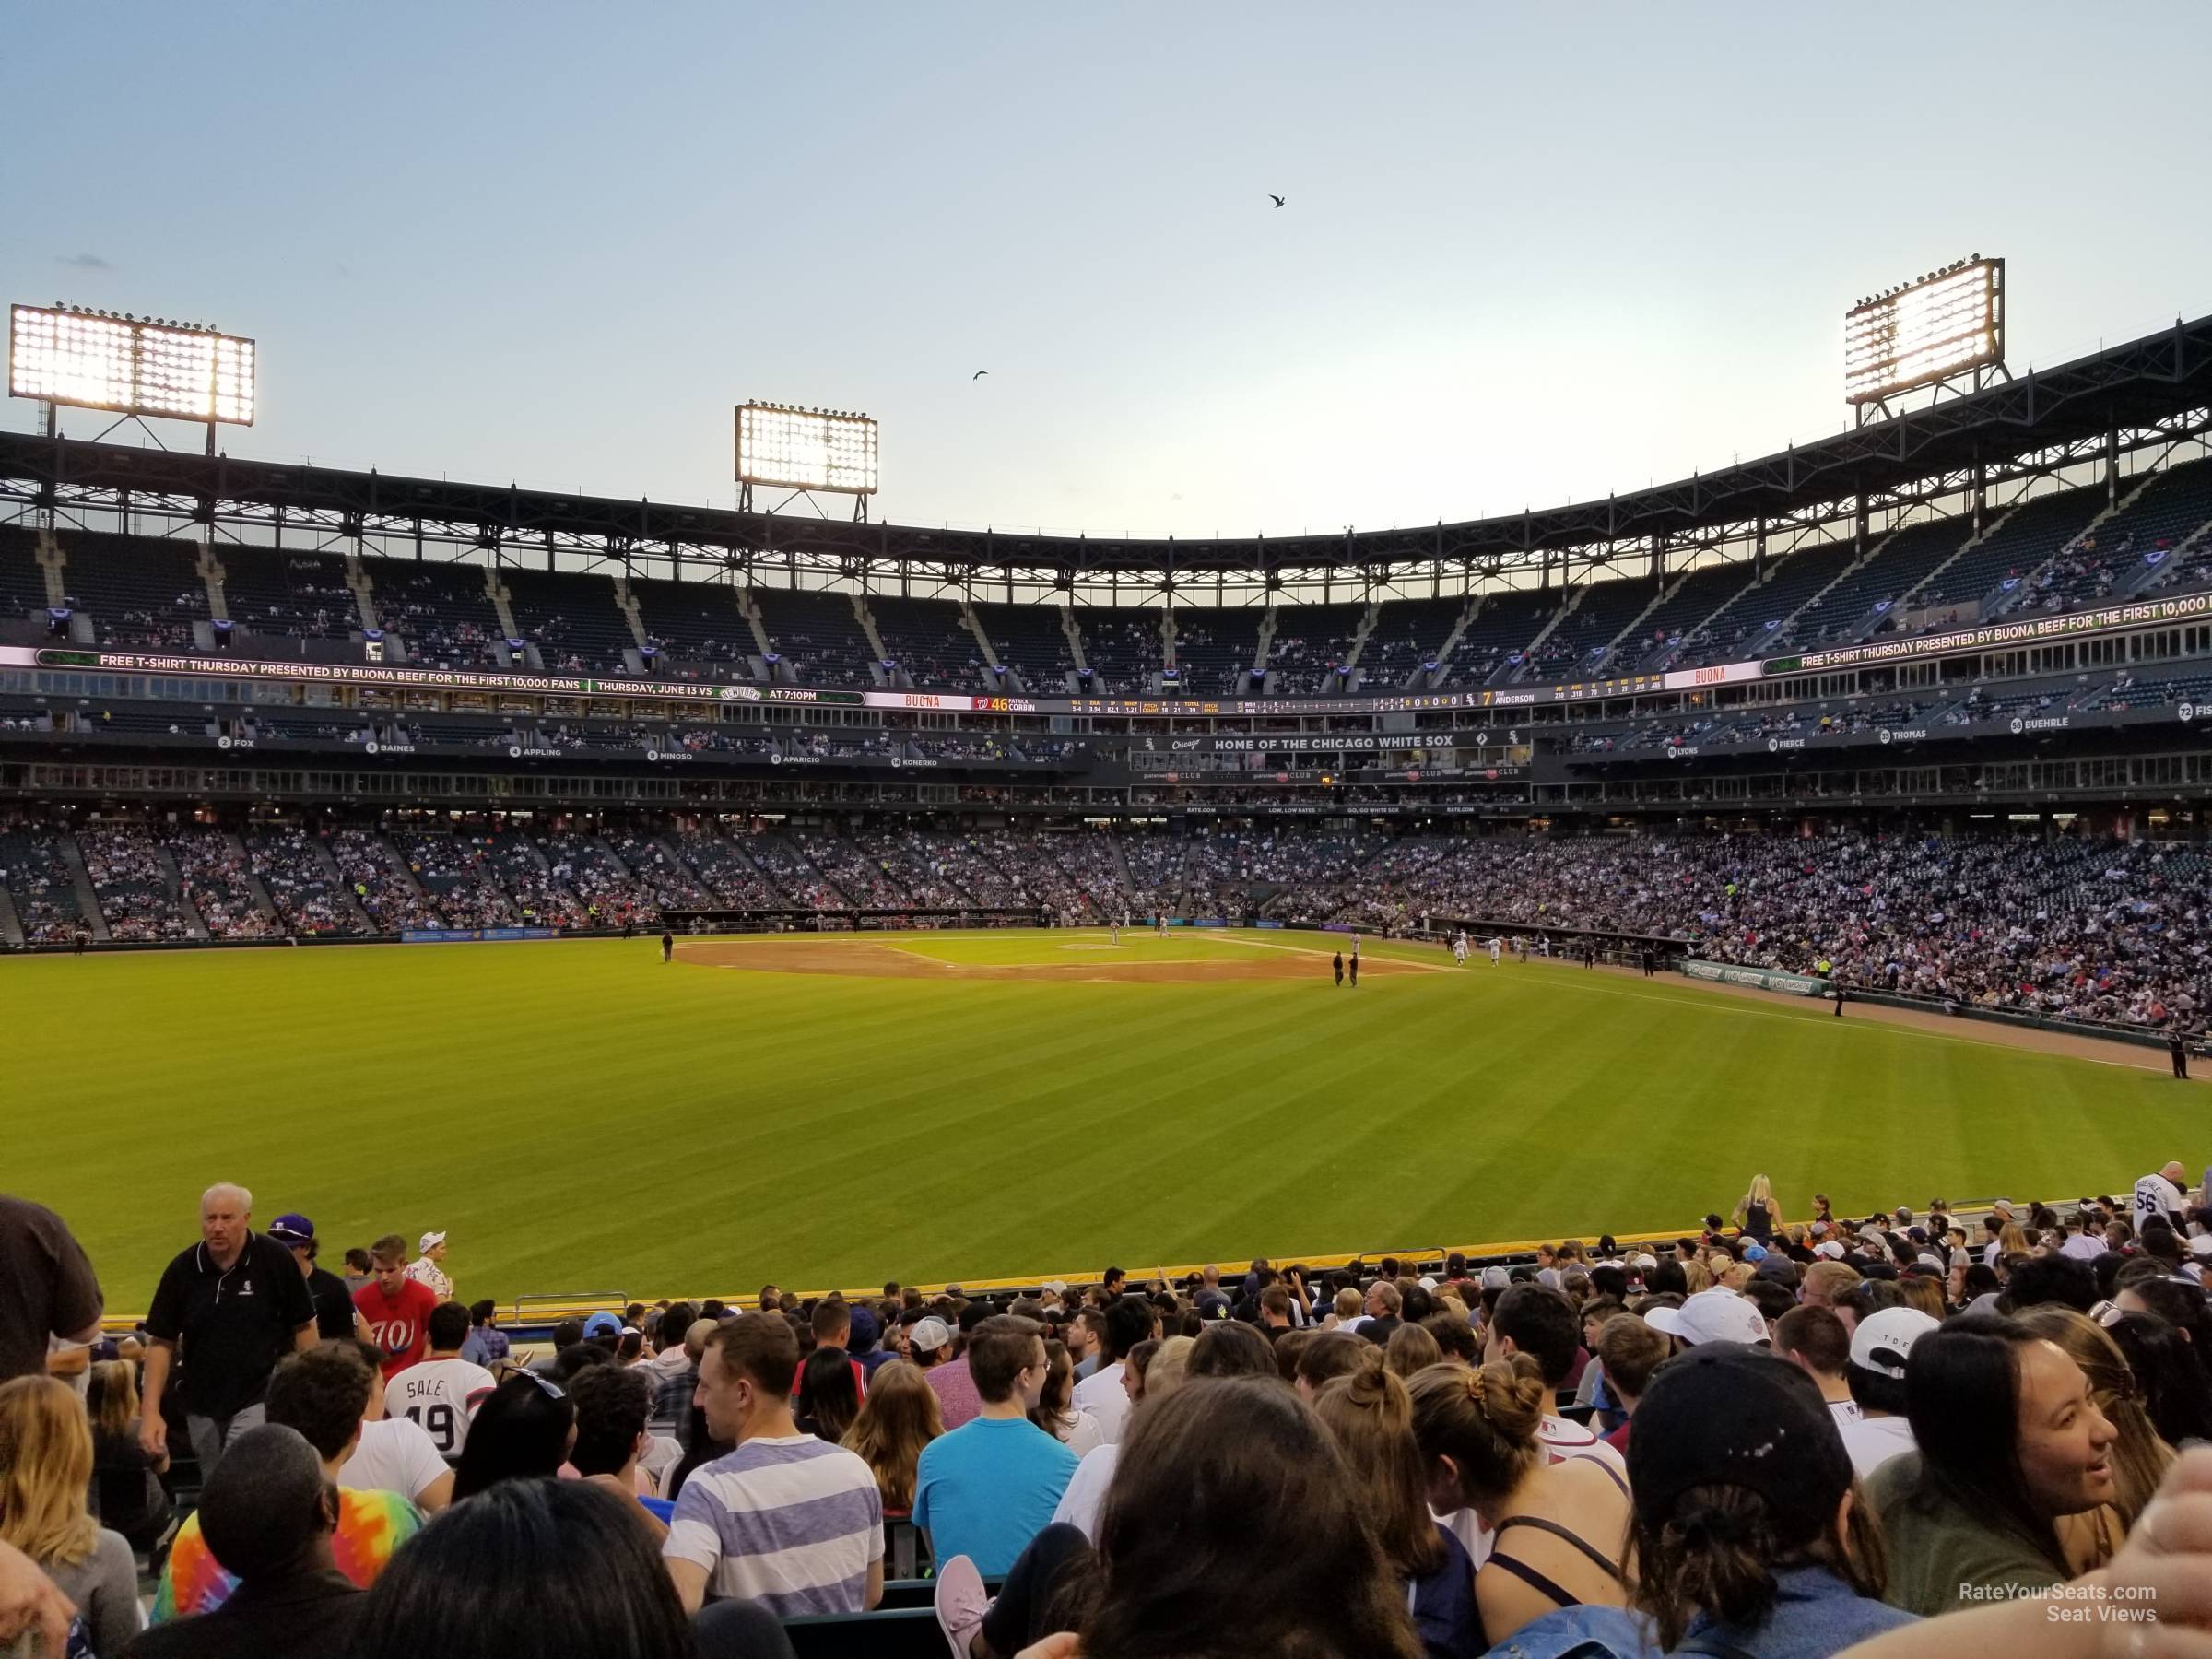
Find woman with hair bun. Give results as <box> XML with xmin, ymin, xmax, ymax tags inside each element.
<box><xmin>1312</xmin><ymin>1362</ymin><xmax>1481</xmax><ymax>1657</ymax></box>
<box><xmin>1405</xmin><ymin>1357</ymin><xmax>1630</xmax><ymax>1648</ymax></box>
<box><xmin>1626</xmin><ymin>1346</ymin><xmax>1914</xmax><ymax>1654</ymax></box>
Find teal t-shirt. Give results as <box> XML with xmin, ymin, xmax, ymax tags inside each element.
<box><xmin>913</xmin><ymin>1415</ymin><xmax>1080</xmax><ymax>1575</ymax></box>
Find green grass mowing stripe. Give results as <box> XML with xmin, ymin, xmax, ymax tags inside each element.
<box><xmin>7</xmin><ymin>937</ymin><xmax>2204</xmax><ymax>1304</ymax></box>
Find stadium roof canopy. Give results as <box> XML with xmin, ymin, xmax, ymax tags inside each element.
<box><xmin>3</xmin><ymin>313</ymin><xmax>2208</xmax><ymax>596</ymax></box>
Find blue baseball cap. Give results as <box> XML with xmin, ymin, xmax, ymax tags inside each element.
<box><xmin>268</xmin><ymin>1214</ymin><xmax>316</xmax><ymax>1246</ymax></box>
<box><xmin>582</xmin><ymin>1312</ymin><xmax>622</xmax><ymax>1339</ymax></box>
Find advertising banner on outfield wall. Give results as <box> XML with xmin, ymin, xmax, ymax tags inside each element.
<box><xmin>401</xmin><ymin>927</ymin><xmax>559</xmax><ymax>944</ymax></box>
<box><xmin>1680</xmin><ymin>959</ymin><xmax>1830</xmax><ymax>996</ymax></box>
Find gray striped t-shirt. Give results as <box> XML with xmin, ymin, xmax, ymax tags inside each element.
<box><xmin>665</xmin><ymin>1435</ymin><xmax>884</xmax><ymax>1617</ymax></box>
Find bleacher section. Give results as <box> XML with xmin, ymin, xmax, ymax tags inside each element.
<box><xmin>215</xmin><ymin>546</ymin><xmax>360</xmax><ymax>640</ymax></box>
<box><xmin>1618</xmin><ymin>564</ymin><xmax>1756</xmax><ymax>673</ymax></box>
<box><xmin>867</xmin><ymin>595</ymin><xmax>979</xmax><ymax>690</ymax></box>
<box><xmin>1266</xmin><ymin>603</ymin><xmax>1366</xmax><ymax>689</ymax></box>
<box><xmin>57</xmin><ymin>535</ymin><xmax>209</xmax><ymax>649</ymax></box>
<box><xmin>671</xmin><ymin>825</ymin><xmax>790</xmax><ymax>909</ymax></box>
<box><xmin>244</xmin><ymin>829</ymin><xmax>369</xmax><ymax>936</ymax></box>
<box><xmin>973</xmin><ymin>602</ymin><xmax>1072</xmax><ymax>691</ymax></box>
<box><xmin>392</xmin><ymin>830</ymin><xmax>519</xmax><ymax>928</ymax></box>
<box><xmin>77</xmin><ymin>824</ymin><xmax>192</xmax><ymax>941</ymax></box>
<box><xmin>629</xmin><ymin>577</ymin><xmax>757</xmax><ymax>675</ymax></box>
<box><xmin>486</xmin><ymin>832</ymin><xmax>585</xmax><ymax>927</ymax></box>
<box><xmin>1523</xmin><ymin>574</ymin><xmax>1657</xmax><ymax>681</ymax></box>
<box><xmin>0</xmin><ymin>527</ymin><xmax>46</xmax><ymax>620</ymax></box>
<box><xmin>1169</xmin><ymin>606</ymin><xmax>1264</xmax><ymax>693</ymax></box>
<box><xmin>1077</xmin><ymin>606</ymin><xmax>1162</xmax><ymax>693</ymax></box>
<box><xmin>368</xmin><ymin>558</ymin><xmax>502</xmax><ymax>666</ymax></box>
<box><xmin>1903</xmin><ymin>488</ymin><xmax>2105</xmax><ymax>615</ymax></box>
<box><xmin>501</xmin><ymin>568</ymin><xmax>636</xmax><ymax>675</ymax></box>
<box><xmin>0</xmin><ymin>829</ymin><xmax>87</xmax><ymax>943</ymax></box>
<box><xmin>1674</xmin><ymin>542</ymin><xmax>1857</xmax><ymax>668</ymax></box>
<box><xmin>791</xmin><ymin>826</ymin><xmax>906</xmax><ymax>907</ymax></box>
<box><xmin>170</xmin><ymin>828</ymin><xmax>278</xmax><ymax>938</ymax></box>
<box><xmin>747</xmin><ymin>830</ymin><xmax>844</xmax><ymax>909</ymax></box>
<box><xmin>1360</xmin><ymin>597</ymin><xmax>1464</xmax><ymax>687</ymax></box>
<box><xmin>13</xmin><ymin>457</ymin><xmax>2212</xmax><ymax>698</ymax></box>
<box><xmin>535</xmin><ymin>830</ymin><xmax>656</xmax><ymax>924</ymax></box>
<box><xmin>2018</xmin><ymin>460</ymin><xmax>2212</xmax><ymax>617</ymax></box>
<box><xmin>753</xmin><ymin>588</ymin><xmax>877</xmax><ymax>687</ymax></box>
<box><xmin>1772</xmin><ymin>518</ymin><xmax>1974</xmax><ymax>653</ymax></box>
<box><xmin>1448</xmin><ymin>588</ymin><xmax>1560</xmax><ymax>685</ymax></box>
<box><xmin>329</xmin><ymin>829</ymin><xmax>445</xmax><ymax>931</ymax></box>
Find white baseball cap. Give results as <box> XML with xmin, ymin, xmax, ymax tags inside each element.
<box><xmin>1644</xmin><ymin>1288</ymin><xmax>1770</xmax><ymax>1347</ymax></box>
<box><xmin>1813</xmin><ymin>1241</ymin><xmax>1847</xmax><ymax>1260</ymax></box>
<box><xmin>908</xmin><ymin>1316</ymin><xmax>952</xmax><ymax>1354</ymax></box>
<box><xmin>418</xmin><ymin>1230</ymin><xmax>447</xmax><ymax>1253</ymax></box>
<box><xmin>1849</xmin><ymin>1307</ymin><xmax>1940</xmax><ymax>1380</ymax></box>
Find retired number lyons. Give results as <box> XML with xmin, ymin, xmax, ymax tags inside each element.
<box><xmin>140</xmin><ymin>1183</ymin><xmax>318</xmax><ymax>1477</ymax></box>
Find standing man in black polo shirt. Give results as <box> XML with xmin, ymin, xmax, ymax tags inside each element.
<box><xmin>270</xmin><ymin>1213</ymin><xmax>371</xmax><ymax>1343</ymax></box>
<box><xmin>141</xmin><ymin>1182</ymin><xmax>317</xmax><ymax>1477</ymax></box>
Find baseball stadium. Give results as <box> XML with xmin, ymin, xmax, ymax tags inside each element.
<box><xmin>9</xmin><ymin>301</ymin><xmax>2212</xmax><ymax>1311</ymax></box>
<box><xmin>7</xmin><ymin>10</ymin><xmax>2212</xmax><ymax>1657</ymax></box>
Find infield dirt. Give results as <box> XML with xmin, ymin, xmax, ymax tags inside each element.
<box><xmin>677</xmin><ymin>936</ymin><xmax>1427</xmax><ymax>984</ymax></box>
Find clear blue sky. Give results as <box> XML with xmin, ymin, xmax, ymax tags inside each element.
<box><xmin>6</xmin><ymin>3</ymin><xmax>2204</xmax><ymax>540</ymax></box>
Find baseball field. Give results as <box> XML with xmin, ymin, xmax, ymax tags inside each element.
<box><xmin>7</xmin><ymin>927</ymin><xmax>2197</xmax><ymax>1312</ymax></box>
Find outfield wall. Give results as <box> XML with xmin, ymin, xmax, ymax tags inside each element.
<box><xmin>95</xmin><ymin>1198</ymin><xmax>2047</xmax><ymax>1333</ymax></box>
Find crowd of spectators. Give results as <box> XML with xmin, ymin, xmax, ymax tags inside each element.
<box><xmin>328</xmin><ymin>830</ymin><xmax>445</xmax><ymax>933</ymax></box>
<box><xmin>670</xmin><ymin>826</ymin><xmax>790</xmax><ymax>910</ymax></box>
<box><xmin>535</xmin><ymin>834</ymin><xmax>657</xmax><ymax>929</ymax></box>
<box><xmin>1319</xmin><ymin>830</ymin><xmax>2212</xmax><ymax>1032</ymax></box>
<box><xmin>378</xmin><ymin>571</ymin><xmax>497</xmax><ymax>667</ymax></box>
<box><xmin>234</xmin><ymin>555</ymin><xmax>359</xmax><ymax>639</ymax></box>
<box><xmin>12</xmin><ymin>818</ymin><xmax>2212</xmax><ymax>1034</ymax></box>
<box><xmin>0</xmin><ymin>830</ymin><xmax>87</xmax><ymax>943</ymax></box>
<box><xmin>741</xmin><ymin>832</ymin><xmax>844</xmax><ymax>911</ymax></box>
<box><xmin>392</xmin><ymin>834</ymin><xmax>519</xmax><ymax>931</ymax></box>
<box><xmin>793</xmin><ymin>830</ymin><xmax>907</xmax><ymax>909</ymax></box>
<box><xmin>76</xmin><ymin>828</ymin><xmax>193</xmax><ymax>944</ymax></box>
<box><xmin>243</xmin><ymin>829</ymin><xmax>368</xmax><ymax>936</ymax></box>
<box><xmin>168</xmin><ymin>830</ymin><xmax>281</xmax><ymax>940</ymax></box>
<box><xmin>17</xmin><ymin>1173</ymin><xmax>2212</xmax><ymax>1658</ymax></box>
<box><xmin>481</xmin><ymin>836</ymin><xmax>588</xmax><ymax>929</ymax></box>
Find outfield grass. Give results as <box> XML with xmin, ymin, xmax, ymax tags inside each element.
<box><xmin>6</xmin><ymin>929</ymin><xmax>2193</xmax><ymax>1311</ymax></box>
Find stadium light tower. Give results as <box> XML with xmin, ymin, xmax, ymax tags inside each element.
<box><xmin>9</xmin><ymin>302</ymin><xmax>256</xmax><ymax>456</ymax></box>
<box><xmin>735</xmin><ymin>402</ymin><xmax>879</xmax><ymax>521</ymax></box>
<box><xmin>1843</xmin><ymin>256</ymin><xmax>2006</xmax><ymax>426</ymax></box>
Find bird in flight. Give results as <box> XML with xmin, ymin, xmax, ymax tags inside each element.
<box><xmin>1268</xmin><ymin>194</ymin><xmax>1285</xmax><ymax>207</ymax></box>
<box><xmin>972</xmin><ymin>370</ymin><xmax>988</xmax><ymax>379</ymax></box>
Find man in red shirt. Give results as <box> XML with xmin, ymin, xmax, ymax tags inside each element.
<box><xmin>353</xmin><ymin>1233</ymin><xmax>438</xmax><ymax>1377</ymax></box>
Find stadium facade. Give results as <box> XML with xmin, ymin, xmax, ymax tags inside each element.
<box><xmin>2</xmin><ymin>312</ymin><xmax>2211</xmax><ymax>954</ymax></box>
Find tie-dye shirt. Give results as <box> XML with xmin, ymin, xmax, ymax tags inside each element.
<box><xmin>151</xmin><ymin>1486</ymin><xmax>422</xmax><ymax>1621</ymax></box>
